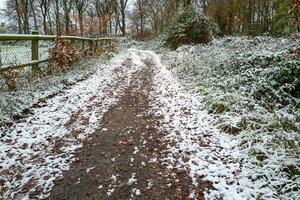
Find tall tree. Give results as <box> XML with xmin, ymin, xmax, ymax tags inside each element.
<box><xmin>38</xmin><ymin>0</ymin><xmax>52</xmax><ymax>34</ymax></box>
<box><xmin>289</xmin><ymin>0</ymin><xmax>300</xmax><ymax>31</ymax></box>
<box><xmin>54</xmin><ymin>0</ymin><xmax>62</xmax><ymax>34</ymax></box>
<box><xmin>62</xmin><ymin>0</ymin><xmax>73</xmax><ymax>34</ymax></box>
<box><xmin>29</xmin><ymin>0</ymin><xmax>38</xmax><ymax>31</ymax></box>
<box><xmin>74</xmin><ymin>0</ymin><xmax>88</xmax><ymax>36</ymax></box>
<box><xmin>118</xmin><ymin>0</ymin><xmax>129</xmax><ymax>36</ymax></box>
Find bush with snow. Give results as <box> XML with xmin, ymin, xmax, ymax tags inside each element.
<box><xmin>162</xmin><ymin>7</ymin><xmax>219</xmax><ymax>49</ymax></box>
<box><xmin>51</xmin><ymin>37</ymin><xmax>80</xmax><ymax>70</ymax></box>
<box><xmin>160</xmin><ymin>36</ymin><xmax>300</xmax><ymax>199</ymax></box>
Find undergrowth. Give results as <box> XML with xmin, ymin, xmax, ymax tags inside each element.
<box><xmin>161</xmin><ymin>36</ymin><xmax>300</xmax><ymax>199</ymax></box>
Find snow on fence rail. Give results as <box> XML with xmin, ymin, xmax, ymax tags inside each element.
<box><xmin>0</xmin><ymin>32</ymin><xmax>119</xmax><ymax>73</ymax></box>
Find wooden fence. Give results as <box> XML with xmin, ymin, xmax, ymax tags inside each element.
<box><xmin>0</xmin><ymin>32</ymin><xmax>118</xmax><ymax>73</ymax></box>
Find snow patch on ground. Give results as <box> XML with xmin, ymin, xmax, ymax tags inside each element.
<box><xmin>107</xmin><ymin>174</ymin><xmax>118</xmax><ymax>197</ymax></box>
<box><xmin>128</xmin><ymin>173</ymin><xmax>137</xmax><ymax>185</ymax></box>
<box><xmin>132</xmin><ymin>188</ymin><xmax>141</xmax><ymax>196</ymax></box>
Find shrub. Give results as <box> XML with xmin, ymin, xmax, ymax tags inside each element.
<box><xmin>272</xmin><ymin>64</ymin><xmax>300</xmax><ymax>98</ymax></box>
<box><xmin>1</xmin><ymin>69</ymin><xmax>20</xmax><ymax>91</ymax></box>
<box><xmin>51</xmin><ymin>37</ymin><xmax>80</xmax><ymax>70</ymax></box>
<box><xmin>162</xmin><ymin>7</ymin><xmax>219</xmax><ymax>49</ymax></box>
<box><xmin>134</xmin><ymin>30</ymin><xmax>154</xmax><ymax>41</ymax></box>
<box><xmin>288</xmin><ymin>47</ymin><xmax>300</xmax><ymax>59</ymax></box>
<box><xmin>209</xmin><ymin>102</ymin><xmax>230</xmax><ymax>114</ymax></box>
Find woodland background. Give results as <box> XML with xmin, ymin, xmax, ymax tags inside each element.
<box><xmin>0</xmin><ymin>0</ymin><xmax>299</xmax><ymax>38</ymax></box>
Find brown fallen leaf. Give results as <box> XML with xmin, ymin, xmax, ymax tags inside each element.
<box><xmin>119</xmin><ymin>140</ymin><xmax>129</xmax><ymax>145</ymax></box>
<box><xmin>95</xmin><ymin>173</ymin><xmax>101</xmax><ymax>178</ymax></box>
<box><xmin>0</xmin><ymin>179</ymin><xmax>5</xmax><ymax>186</ymax></box>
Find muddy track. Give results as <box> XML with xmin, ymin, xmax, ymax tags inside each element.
<box><xmin>46</xmin><ymin>55</ymin><xmax>194</xmax><ymax>200</ymax></box>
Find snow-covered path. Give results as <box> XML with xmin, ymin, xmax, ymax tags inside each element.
<box><xmin>0</xmin><ymin>50</ymin><xmax>293</xmax><ymax>200</ymax></box>
<box><xmin>0</xmin><ymin>50</ymin><xmax>145</xmax><ymax>199</ymax></box>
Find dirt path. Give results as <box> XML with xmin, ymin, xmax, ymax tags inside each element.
<box><xmin>2</xmin><ymin>48</ymin><xmax>294</xmax><ymax>200</ymax></box>
<box><xmin>46</xmin><ymin>53</ymin><xmax>194</xmax><ymax>200</ymax></box>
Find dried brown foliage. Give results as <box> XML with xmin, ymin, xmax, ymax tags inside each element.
<box><xmin>289</xmin><ymin>0</ymin><xmax>300</xmax><ymax>14</ymax></box>
<box><xmin>2</xmin><ymin>69</ymin><xmax>20</xmax><ymax>91</ymax></box>
<box><xmin>295</xmin><ymin>48</ymin><xmax>300</xmax><ymax>56</ymax></box>
<box><xmin>51</xmin><ymin>37</ymin><xmax>80</xmax><ymax>70</ymax></box>
<box><xmin>134</xmin><ymin>30</ymin><xmax>153</xmax><ymax>41</ymax></box>
<box><xmin>288</xmin><ymin>47</ymin><xmax>300</xmax><ymax>59</ymax></box>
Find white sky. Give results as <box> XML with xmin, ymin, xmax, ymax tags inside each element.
<box><xmin>0</xmin><ymin>0</ymin><xmax>134</xmax><ymax>12</ymax></box>
<box><xmin>0</xmin><ymin>0</ymin><xmax>6</xmax><ymax>10</ymax></box>
<box><xmin>0</xmin><ymin>0</ymin><xmax>134</xmax><ymax>23</ymax></box>
<box><xmin>0</xmin><ymin>0</ymin><xmax>134</xmax><ymax>11</ymax></box>
<box><xmin>0</xmin><ymin>0</ymin><xmax>6</xmax><ymax>23</ymax></box>
<box><xmin>128</xmin><ymin>0</ymin><xmax>135</xmax><ymax>10</ymax></box>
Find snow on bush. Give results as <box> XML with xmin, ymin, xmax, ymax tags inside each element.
<box><xmin>162</xmin><ymin>7</ymin><xmax>219</xmax><ymax>49</ymax></box>
<box><xmin>50</xmin><ymin>37</ymin><xmax>80</xmax><ymax>70</ymax></box>
<box><xmin>159</xmin><ymin>36</ymin><xmax>300</xmax><ymax>199</ymax></box>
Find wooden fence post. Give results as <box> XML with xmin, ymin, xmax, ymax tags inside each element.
<box><xmin>70</xmin><ymin>39</ymin><xmax>75</xmax><ymax>46</ymax></box>
<box><xmin>95</xmin><ymin>40</ymin><xmax>98</xmax><ymax>52</ymax></box>
<box><xmin>89</xmin><ymin>40</ymin><xmax>93</xmax><ymax>53</ymax></box>
<box><xmin>31</xmin><ymin>31</ymin><xmax>39</xmax><ymax>73</ymax></box>
<box><xmin>82</xmin><ymin>40</ymin><xmax>85</xmax><ymax>52</ymax></box>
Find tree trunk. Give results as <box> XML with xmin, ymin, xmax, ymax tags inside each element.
<box><xmin>30</xmin><ymin>0</ymin><xmax>38</xmax><ymax>31</ymax></box>
<box><xmin>98</xmin><ymin>17</ymin><xmax>102</xmax><ymax>35</ymax></box>
<box><xmin>48</xmin><ymin>14</ymin><xmax>53</xmax><ymax>34</ymax></box>
<box><xmin>79</xmin><ymin>15</ymin><xmax>84</xmax><ymax>36</ymax></box>
<box><xmin>23</xmin><ymin>0</ymin><xmax>30</xmax><ymax>34</ymax></box>
<box><xmin>14</xmin><ymin>0</ymin><xmax>23</xmax><ymax>33</ymax></box>
<box><xmin>55</xmin><ymin>0</ymin><xmax>61</xmax><ymax>34</ymax></box>
<box><xmin>43</xmin><ymin>15</ymin><xmax>47</xmax><ymax>34</ymax></box>
<box><xmin>63</xmin><ymin>0</ymin><xmax>71</xmax><ymax>34</ymax></box>
<box><xmin>121</xmin><ymin>9</ymin><xmax>126</xmax><ymax>36</ymax></box>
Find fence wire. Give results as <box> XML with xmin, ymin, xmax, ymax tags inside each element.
<box><xmin>0</xmin><ymin>40</ymin><xmax>55</xmax><ymax>67</ymax></box>
<box><xmin>0</xmin><ymin>38</ymin><xmax>116</xmax><ymax>68</ymax></box>
<box><xmin>0</xmin><ymin>41</ymin><xmax>31</xmax><ymax>66</ymax></box>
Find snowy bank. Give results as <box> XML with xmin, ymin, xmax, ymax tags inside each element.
<box><xmin>148</xmin><ymin>36</ymin><xmax>300</xmax><ymax>200</ymax></box>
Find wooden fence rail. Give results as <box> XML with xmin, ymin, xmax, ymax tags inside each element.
<box><xmin>0</xmin><ymin>32</ymin><xmax>118</xmax><ymax>73</ymax></box>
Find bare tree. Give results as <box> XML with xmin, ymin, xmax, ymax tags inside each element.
<box><xmin>12</xmin><ymin>0</ymin><xmax>30</xmax><ymax>33</ymax></box>
<box><xmin>136</xmin><ymin>0</ymin><xmax>145</xmax><ymax>34</ymax></box>
<box><xmin>54</xmin><ymin>0</ymin><xmax>62</xmax><ymax>34</ymax></box>
<box><xmin>94</xmin><ymin>0</ymin><xmax>115</xmax><ymax>35</ymax></box>
<box><xmin>62</xmin><ymin>0</ymin><xmax>73</xmax><ymax>34</ymax></box>
<box><xmin>143</xmin><ymin>1</ymin><xmax>163</xmax><ymax>34</ymax></box>
<box><xmin>118</xmin><ymin>0</ymin><xmax>129</xmax><ymax>36</ymax></box>
<box><xmin>74</xmin><ymin>0</ymin><xmax>88</xmax><ymax>36</ymax></box>
<box><xmin>29</xmin><ymin>0</ymin><xmax>38</xmax><ymax>30</ymax></box>
<box><xmin>38</xmin><ymin>0</ymin><xmax>52</xmax><ymax>34</ymax></box>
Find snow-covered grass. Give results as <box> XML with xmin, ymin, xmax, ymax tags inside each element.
<box><xmin>148</xmin><ymin>37</ymin><xmax>299</xmax><ymax>199</ymax></box>
<box><xmin>0</xmin><ymin>50</ymin><xmax>145</xmax><ymax>199</ymax></box>
<box><xmin>0</xmin><ymin>51</ymin><xmax>117</xmax><ymax>125</ymax></box>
